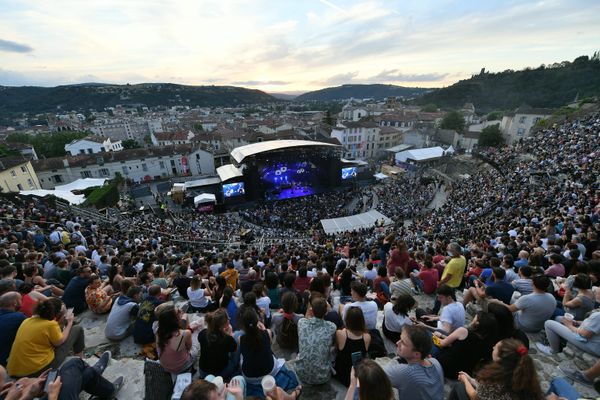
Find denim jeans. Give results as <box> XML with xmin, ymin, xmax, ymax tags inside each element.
<box><xmin>546</xmin><ymin>377</ymin><xmax>581</xmax><ymax>400</ymax></box>
<box><xmin>56</xmin><ymin>358</ymin><xmax>115</xmax><ymax>400</ymax></box>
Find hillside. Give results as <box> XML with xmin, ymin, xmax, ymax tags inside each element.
<box><xmin>295</xmin><ymin>84</ymin><xmax>431</xmax><ymax>102</ymax></box>
<box><xmin>416</xmin><ymin>55</ymin><xmax>600</xmax><ymax>112</ymax></box>
<box><xmin>0</xmin><ymin>83</ymin><xmax>277</xmax><ymax>116</ymax></box>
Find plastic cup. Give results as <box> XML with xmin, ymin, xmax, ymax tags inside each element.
<box><xmin>564</xmin><ymin>313</ymin><xmax>574</xmax><ymax>322</ymax></box>
<box><xmin>212</xmin><ymin>376</ymin><xmax>224</xmax><ymax>393</ymax></box>
<box><xmin>261</xmin><ymin>375</ymin><xmax>276</xmax><ymax>395</ymax></box>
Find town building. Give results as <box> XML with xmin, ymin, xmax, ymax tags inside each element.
<box><xmin>151</xmin><ymin>131</ymin><xmax>195</xmax><ymax>146</ymax></box>
<box><xmin>64</xmin><ymin>136</ymin><xmax>123</xmax><ymax>156</ymax></box>
<box><xmin>0</xmin><ymin>158</ymin><xmax>41</xmax><ymax>192</ymax></box>
<box><xmin>32</xmin><ymin>144</ymin><xmax>215</xmax><ymax>189</ymax></box>
<box><xmin>500</xmin><ymin>107</ymin><xmax>552</xmax><ymax>144</ymax></box>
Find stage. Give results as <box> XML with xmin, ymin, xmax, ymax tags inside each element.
<box><xmin>264</xmin><ymin>185</ymin><xmax>315</xmax><ymax>201</ymax></box>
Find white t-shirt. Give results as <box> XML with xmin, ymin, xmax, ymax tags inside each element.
<box><xmin>383</xmin><ymin>302</ymin><xmax>412</xmax><ymax>333</ymax></box>
<box><xmin>363</xmin><ymin>269</ymin><xmax>378</xmax><ymax>281</ymax></box>
<box><xmin>437</xmin><ymin>302</ymin><xmax>465</xmax><ymax>334</ymax></box>
<box><xmin>187</xmin><ymin>287</ymin><xmax>209</xmax><ymax>308</ymax></box>
<box><xmin>343</xmin><ymin>300</ymin><xmax>378</xmax><ymax>330</ymax></box>
<box><xmin>256</xmin><ymin>296</ymin><xmax>271</xmax><ymax>318</ymax></box>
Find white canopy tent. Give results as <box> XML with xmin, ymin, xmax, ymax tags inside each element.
<box><xmin>55</xmin><ymin>178</ymin><xmax>107</xmax><ymax>192</ymax></box>
<box><xmin>194</xmin><ymin>193</ymin><xmax>216</xmax><ymax>206</ymax></box>
<box><xmin>320</xmin><ymin>210</ymin><xmax>392</xmax><ymax>234</ymax></box>
<box><xmin>20</xmin><ymin>189</ymin><xmax>86</xmax><ymax>205</ymax></box>
<box><xmin>395</xmin><ymin>146</ymin><xmax>446</xmax><ymax>163</ymax></box>
<box><xmin>373</xmin><ymin>173</ymin><xmax>389</xmax><ymax>180</ymax></box>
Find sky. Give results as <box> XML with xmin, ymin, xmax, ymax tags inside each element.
<box><xmin>1</xmin><ymin>0</ymin><xmax>599</xmax><ymax>93</ymax></box>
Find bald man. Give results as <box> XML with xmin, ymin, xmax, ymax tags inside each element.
<box><xmin>0</xmin><ymin>292</ymin><xmax>26</xmax><ymax>366</ymax></box>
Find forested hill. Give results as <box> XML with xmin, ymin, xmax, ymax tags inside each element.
<box><xmin>416</xmin><ymin>55</ymin><xmax>600</xmax><ymax>112</ymax></box>
<box><xmin>0</xmin><ymin>83</ymin><xmax>277</xmax><ymax>116</ymax></box>
<box><xmin>295</xmin><ymin>84</ymin><xmax>431</xmax><ymax>101</ymax></box>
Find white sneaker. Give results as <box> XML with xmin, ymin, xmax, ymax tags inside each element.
<box><xmin>535</xmin><ymin>342</ymin><xmax>554</xmax><ymax>355</ymax></box>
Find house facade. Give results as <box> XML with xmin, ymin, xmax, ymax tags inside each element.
<box><xmin>64</xmin><ymin>136</ymin><xmax>123</xmax><ymax>156</ymax></box>
<box><xmin>33</xmin><ymin>145</ymin><xmax>215</xmax><ymax>189</ymax></box>
<box><xmin>0</xmin><ymin>159</ymin><xmax>41</xmax><ymax>192</ymax></box>
<box><xmin>500</xmin><ymin>108</ymin><xmax>552</xmax><ymax>144</ymax></box>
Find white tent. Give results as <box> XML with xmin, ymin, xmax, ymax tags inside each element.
<box><xmin>395</xmin><ymin>146</ymin><xmax>445</xmax><ymax>163</ymax></box>
<box><xmin>373</xmin><ymin>173</ymin><xmax>389</xmax><ymax>180</ymax></box>
<box><xmin>194</xmin><ymin>193</ymin><xmax>216</xmax><ymax>206</ymax></box>
<box><xmin>20</xmin><ymin>189</ymin><xmax>86</xmax><ymax>205</ymax></box>
<box><xmin>320</xmin><ymin>210</ymin><xmax>392</xmax><ymax>234</ymax></box>
<box><xmin>55</xmin><ymin>178</ymin><xmax>106</xmax><ymax>192</ymax></box>
<box><xmin>446</xmin><ymin>145</ymin><xmax>455</xmax><ymax>154</ymax></box>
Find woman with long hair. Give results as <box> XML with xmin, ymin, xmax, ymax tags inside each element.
<box><xmin>156</xmin><ymin>305</ymin><xmax>198</xmax><ymax>374</ymax></box>
<box><xmin>238</xmin><ymin>308</ymin><xmax>275</xmax><ymax>379</ymax></box>
<box><xmin>434</xmin><ymin>311</ymin><xmax>498</xmax><ymax>379</ymax></box>
<box><xmin>456</xmin><ymin>338</ymin><xmax>544</xmax><ymax>400</ymax></box>
<box><xmin>345</xmin><ymin>359</ymin><xmax>393</xmax><ymax>400</ymax></box>
<box><xmin>382</xmin><ymin>294</ymin><xmax>415</xmax><ymax>343</ymax></box>
<box><xmin>220</xmin><ymin>287</ymin><xmax>239</xmax><ymax>331</ymax></box>
<box><xmin>198</xmin><ymin>309</ymin><xmax>239</xmax><ymax>380</ymax></box>
<box><xmin>334</xmin><ymin>307</ymin><xmax>371</xmax><ymax>386</ymax></box>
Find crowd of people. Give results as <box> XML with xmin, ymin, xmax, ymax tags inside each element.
<box><xmin>0</xmin><ymin>110</ymin><xmax>598</xmax><ymax>400</ymax></box>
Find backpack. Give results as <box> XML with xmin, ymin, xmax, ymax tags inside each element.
<box><xmin>278</xmin><ymin>314</ymin><xmax>299</xmax><ymax>350</ymax></box>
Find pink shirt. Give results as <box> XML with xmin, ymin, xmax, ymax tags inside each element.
<box><xmin>544</xmin><ymin>263</ymin><xmax>565</xmax><ymax>278</ymax></box>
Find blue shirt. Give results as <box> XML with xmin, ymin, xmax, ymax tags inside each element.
<box><xmin>62</xmin><ymin>276</ymin><xmax>89</xmax><ymax>313</ymax></box>
<box><xmin>0</xmin><ymin>309</ymin><xmax>26</xmax><ymax>365</ymax></box>
<box><xmin>514</xmin><ymin>259</ymin><xmax>528</xmax><ymax>270</ymax></box>
<box><xmin>486</xmin><ymin>281</ymin><xmax>515</xmax><ymax>305</ymax></box>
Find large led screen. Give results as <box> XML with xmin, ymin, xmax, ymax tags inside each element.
<box><xmin>222</xmin><ymin>182</ymin><xmax>245</xmax><ymax>198</ymax></box>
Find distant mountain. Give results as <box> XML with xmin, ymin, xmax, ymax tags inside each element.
<box><xmin>0</xmin><ymin>83</ymin><xmax>277</xmax><ymax>116</ymax></box>
<box><xmin>268</xmin><ymin>92</ymin><xmax>298</xmax><ymax>101</ymax></box>
<box><xmin>295</xmin><ymin>84</ymin><xmax>431</xmax><ymax>102</ymax></box>
<box><xmin>416</xmin><ymin>55</ymin><xmax>600</xmax><ymax>112</ymax></box>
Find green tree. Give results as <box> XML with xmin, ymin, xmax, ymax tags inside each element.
<box><xmin>440</xmin><ymin>110</ymin><xmax>465</xmax><ymax>132</ymax></box>
<box><xmin>322</xmin><ymin>110</ymin><xmax>334</xmax><ymax>126</ymax></box>
<box><xmin>6</xmin><ymin>131</ymin><xmax>89</xmax><ymax>158</ymax></box>
<box><xmin>487</xmin><ymin>111</ymin><xmax>503</xmax><ymax>121</ymax></box>
<box><xmin>193</xmin><ymin>123</ymin><xmax>204</xmax><ymax>132</ymax></box>
<box><xmin>122</xmin><ymin>139</ymin><xmax>140</xmax><ymax>149</ymax></box>
<box><xmin>479</xmin><ymin>124</ymin><xmax>505</xmax><ymax>147</ymax></box>
<box><xmin>421</xmin><ymin>103</ymin><xmax>437</xmax><ymax>112</ymax></box>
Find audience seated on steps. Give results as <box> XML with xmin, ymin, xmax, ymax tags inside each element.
<box><xmin>536</xmin><ymin>309</ymin><xmax>600</xmax><ymax>357</ymax></box>
<box><xmin>105</xmin><ymin>284</ymin><xmax>142</xmax><ymax>341</ymax></box>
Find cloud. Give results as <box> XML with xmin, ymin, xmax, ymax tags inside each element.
<box><xmin>231</xmin><ymin>80</ymin><xmax>290</xmax><ymax>86</ymax></box>
<box><xmin>0</xmin><ymin>38</ymin><xmax>33</xmax><ymax>53</ymax></box>
<box><xmin>369</xmin><ymin>69</ymin><xmax>448</xmax><ymax>82</ymax></box>
<box><xmin>320</xmin><ymin>71</ymin><xmax>359</xmax><ymax>86</ymax></box>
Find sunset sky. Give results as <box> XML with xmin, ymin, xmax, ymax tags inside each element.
<box><xmin>1</xmin><ymin>0</ymin><xmax>598</xmax><ymax>93</ymax></box>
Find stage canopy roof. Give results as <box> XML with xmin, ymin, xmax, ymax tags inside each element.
<box><xmin>183</xmin><ymin>177</ymin><xmax>222</xmax><ymax>190</ymax></box>
<box><xmin>395</xmin><ymin>146</ymin><xmax>446</xmax><ymax>163</ymax></box>
<box><xmin>320</xmin><ymin>210</ymin><xmax>392</xmax><ymax>234</ymax></box>
<box><xmin>216</xmin><ymin>164</ymin><xmax>244</xmax><ymax>182</ymax></box>
<box><xmin>194</xmin><ymin>193</ymin><xmax>216</xmax><ymax>205</ymax></box>
<box><xmin>230</xmin><ymin>140</ymin><xmax>339</xmax><ymax>164</ymax></box>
